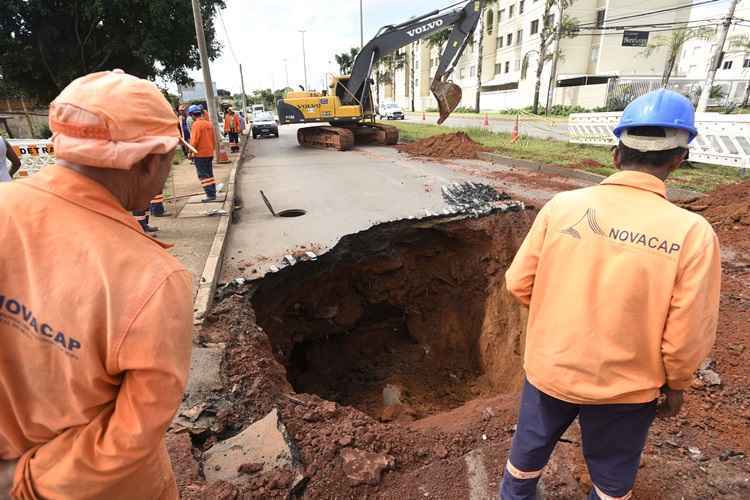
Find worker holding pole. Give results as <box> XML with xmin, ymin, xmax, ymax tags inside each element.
<box><xmin>500</xmin><ymin>89</ymin><xmax>721</xmax><ymax>500</ymax></box>
<box><xmin>0</xmin><ymin>70</ymin><xmax>193</xmax><ymax>499</ymax></box>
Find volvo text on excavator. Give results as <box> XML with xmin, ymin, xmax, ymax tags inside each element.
<box><xmin>276</xmin><ymin>0</ymin><xmax>485</xmax><ymax>151</ymax></box>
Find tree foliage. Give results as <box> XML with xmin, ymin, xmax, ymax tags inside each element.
<box><xmin>334</xmin><ymin>47</ymin><xmax>360</xmax><ymax>75</ymax></box>
<box><xmin>247</xmin><ymin>87</ymin><xmax>293</xmax><ymax>110</ymax></box>
<box><xmin>643</xmin><ymin>27</ymin><xmax>714</xmax><ymax>87</ymax></box>
<box><xmin>0</xmin><ymin>0</ymin><xmax>226</xmax><ymax>102</ymax></box>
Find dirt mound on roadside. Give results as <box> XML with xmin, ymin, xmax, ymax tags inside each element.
<box><xmin>684</xmin><ymin>181</ymin><xmax>750</xmax><ymax>253</ymax></box>
<box><xmin>396</xmin><ymin>132</ymin><xmax>493</xmax><ymax>160</ymax></box>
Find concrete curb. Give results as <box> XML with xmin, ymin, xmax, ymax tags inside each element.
<box><xmin>192</xmin><ymin>138</ymin><xmax>251</xmax><ymax>326</ymax></box>
<box><xmin>477</xmin><ymin>151</ymin><xmax>704</xmax><ymax>203</ymax></box>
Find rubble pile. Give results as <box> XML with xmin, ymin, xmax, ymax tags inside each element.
<box><xmin>685</xmin><ymin>180</ymin><xmax>750</xmax><ymax>254</ymax></box>
<box><xmin>396</xmin><ymin>132</ymin><xmax>494</xmax><ymax>160</ymax></box>
<box><xmin>441</xmin><ymin>182</ymin><xmax>515</xmax><ymax>215</ymax></box>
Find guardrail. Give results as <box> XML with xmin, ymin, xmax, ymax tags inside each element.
<box><xmin>569</xmin><ymin>112</ymin><xmax>750</xmax><ymax>169</ymax></box>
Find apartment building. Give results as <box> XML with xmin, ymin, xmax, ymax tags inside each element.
<box><xmin>378</xmin><ymin>0</ymin><xmax>694</xmax><ymax>111</ymax></box>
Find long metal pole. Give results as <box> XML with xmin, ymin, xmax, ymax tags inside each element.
<box><xmin>283</xmin><ymin>59</ymin><xmax>290</xmax><ymax>88</ymax></box>
<box><xmin>360</xmin><ymin>0</ymin><xmax>364</xmax><ymax>49</ymax></box>
<box><xmin>697</xmin><ymin>0</ymin><xmax>739</xmax><ymax>111</ymax></box>
<box><xmin>239</xmin><ymin>63</ymin><xmax>248</xmax><ymax>114</ymax></box>
<box><xmin>300</xmin><ymin>30</ymin><xmax>308</xmax><ymax>90</ymax></box>
<box><xmin>191</xmin><ymin>0</ymin><xmax>220</xmax><ymax>161</ymax></box>
<box><xmin>545</xmin><ymin>0</ymin><xmax>565</xmax><ymax>115</ymax></box>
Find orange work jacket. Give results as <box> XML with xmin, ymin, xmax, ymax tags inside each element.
<box><xmin>506</xmin><ymin>170</ymin><xmax>721</xmax><ymax>404</ymax></box>
<box><xmin>0</xmin><ymin>165</ymin><xmax>193</xmax><ymax>499</ymax></box>
<box><xmin>190</xmin><ymin>117</ymin><xmax>215</xmax><ymax>158</ymax></box>
<box><xmin>223</xmin><ymin>114</ymin><xmax>240</xmax><ymax>134</ymax></box>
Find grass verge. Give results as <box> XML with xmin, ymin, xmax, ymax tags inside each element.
<box><xmin>387</xmin><ymin>121</ymin><xmax>745</xmax><ymax>193</ymax></box>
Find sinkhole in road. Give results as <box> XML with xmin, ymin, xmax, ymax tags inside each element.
<box><xmin>251</xmin><ymin>210</ymin><xmax>532</xmax><ymax>421</ymax></box>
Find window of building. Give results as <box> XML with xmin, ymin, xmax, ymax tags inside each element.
<box><xmin>460</xmin><ymin>67</ymin><xmax>466</xmax><ymax>79</ymax></box>
<box><xmin>498</xmin><ymin>9</ymin><xmax>504</xmax><ymax>23</ymax></box>
<box><xmin>596</xmin><ymin>9</ymin><xmax>606</xmax><ymax>28</ymax></box>
<box><xmin>487</xmin><ymin>10</ymin><xmax>494</xmax><ymax>34</ymax></box>
<box><xmin>531</xmin><ymin>19</ymin><xmax>539</xmax><ymax>35</ymax></box>
<box><xmin>723</xmin><ymin>60</ymin><xmax>733</xmax><ymax>70</ymax></box>
<box><xmin>470</xmin><ymin>66</ymin><xmax>476</xmax><ymax>77</ymax></box>
<box><xmin>744</xmin><ymin>59</ymin><xmax>750</xmax><ymax>68</ymax></box>
<box><xmin>509</xmin><ymin>5</ymin><xmax>515</xmax><ymax>18</ymax></box>
<box><xmin>520</xmin><ymin>0</ymin><xmax>525</xmax><ymax>14</ymax></box>
<box><xmin>507</xmin><ymin>33</ymin><xmax>513</xmax><ymax>46</ymax></box>
<box><xmin>498</xmin><ymin>35</ymin><xmax>504</xmax><ymax>48</ymax></box>
<box><xmin>517</xmin><ymin>30</ymin><xmax>523</xmax><ymax>45</ymax></box>
<box><xmin>505</xmin><ymin>61</ymin><xmax>510</xmax><ymax>73</ymax></box>
<box><xmin>547</xmin><ymin>14</ymin><xmax>555</xmax><ymax>26</ymax></box>
<box><xmin>495</xmin><ymin>63</ymin><xmax>503</xmax><ymax>75</ymax></box>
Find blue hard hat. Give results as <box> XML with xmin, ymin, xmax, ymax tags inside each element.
<box><xmin>613</xmin><ymin>89</ymin><xmax>698</xmax><ymax>142</ymax></box>
<box><xmin>188</xmin><ymin>104</ymin><xmax>203</xmax><ymax>115</ymax></box>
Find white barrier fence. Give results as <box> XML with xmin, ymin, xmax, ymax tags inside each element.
<box><xmin>568</xmin><ymin>112</ymin><xmax>750</xmax><ymax>169</ymax></box>
<box><xmin>7</xmin><ymin>139</ymin><xmax>55</xmax><ymax>177</ymax></box>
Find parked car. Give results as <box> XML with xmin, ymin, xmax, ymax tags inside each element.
<box><xmin>379</xmin><ymin>103</ymin><xmax>405</xmax><ymax>120</ymax></box>
<box><xmin>251</xmin><ymin>111</ymin><xmax>279</xmax><ymax>139</ymax></box>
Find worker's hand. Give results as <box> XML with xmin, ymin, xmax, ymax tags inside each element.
<box><xmin>657</xmin><ymin>386</ymin><xmax>684</xmax><ymax>418</ymax></box>
<box><xmin>0</xmin><ymin>459</ymin><xmax>18</xmax><ymax>500</ymax></box>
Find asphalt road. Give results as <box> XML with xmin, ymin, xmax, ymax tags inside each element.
<box><xmin>222</xmin><ymin>124</ymin><xmax>484</xmax><ymax>278</ymax></box>
<box><xmin>401</xmin><ymin>113</ymin><xmax>570</xmax><ymax>141</ymax></box>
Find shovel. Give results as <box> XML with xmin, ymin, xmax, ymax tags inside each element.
<box><xmin>259</xmin><ymin>190</ymin><xmax>307</xmax><ymax>218</ymax></box>
<box><xmin>431</xmin><ymin>80</ymin><xmax>463</xmax><ymax>125</ymax></box>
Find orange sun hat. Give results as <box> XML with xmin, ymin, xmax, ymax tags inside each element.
<box><xmin>48</xmin><ymin>69</ymin><xmax>181</xmax><ymax>169</ymax></box>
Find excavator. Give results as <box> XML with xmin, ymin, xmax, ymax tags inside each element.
<box><xmin>276</xmin><ymin>0</ymin><xmax>485</xmax><ymax>151</ymax></box>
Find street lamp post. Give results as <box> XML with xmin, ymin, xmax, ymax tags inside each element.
<box><xmin>283</xmin><ymin>58</ymin><xmax>290</xmax><ymax>88</ymax></box>
<box><xmin>360</xmin><ymin>0</ymin><xmax>364</xmax><ymax>49</ymax></box>
<box><xmin>299</xmin><ymin>30</ymin><xmax>308</xmax><ymax>90</ymax></box>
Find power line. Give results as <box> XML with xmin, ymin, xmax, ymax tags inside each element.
<box><xmin>569</xmin><ymin>23</ymin><xmax>722</xmax><ymax>37</ymax></box>
<box><xmin>577</xmin><ymin>0</ymin><xmax>723</xmax><ymax>27</ymax></box>
<box><xmin>574</xmin><ymin>18</ymin><xmax>723</xmax><ymax>31</ymax></box>
<box><xmin>218</xmin><ymin>9</ymin><xmax>239</xmax><ymax>65</ymax></box>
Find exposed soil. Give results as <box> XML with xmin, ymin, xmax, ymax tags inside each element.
<box><xmin>684</xmin><ymin>180</ymin><xmax>750</xmax><ymax>258</ymax></box>
<box><xmin>396</xmin><ymin>132</ymin><xmax>494</xmax><ymax>160</ymax></box>
<box><xmin>170</xmin><ymin>177</ymin><xmax>750</xmax><ymax>499</ymax></box>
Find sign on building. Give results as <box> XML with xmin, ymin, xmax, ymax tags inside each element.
<box><xmin>178</xmin><ymin>81</ymin><xmax>218</xmax><ymax>101</ymax></box>
<box><xmin>7</xmin><ymin>139</ymin><xmax>56</xmax><ymax>177</ymax></box>
<box><xmin>622</xmin><ymin>31</ymin><xmax>649</xmax><ymax>47</ymax></box>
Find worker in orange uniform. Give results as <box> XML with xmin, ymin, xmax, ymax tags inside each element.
<box><xmin>0</xmin><ymin>70</ymin><xmax>193</xmax><ymax>500</ymax></box>
<box><xmin>500</xmin><ymin>89</ymin><xmax>721</xmax><ymax>500</ymax></box>
<box><xmin>223</xmin><ymin>107</ymin><xmax>241</xmax><ymax>153</ymax></box>
<box><xmin>188</xmin><ymin>104</ymin><xmax>217</xmax><ymax>202</ymax></box>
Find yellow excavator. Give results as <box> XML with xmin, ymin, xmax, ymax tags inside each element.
<box><xmin>276</xmin><ymin>0</ymin><xmax>485</xmax><ymax>151</ymax></box>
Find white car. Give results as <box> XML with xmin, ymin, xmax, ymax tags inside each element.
<box><xmin>379</xmin><ymin>103</ymin><xmax>405</xmax><ymax>120</ymax></box>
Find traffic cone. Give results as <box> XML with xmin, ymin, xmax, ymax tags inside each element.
<box><xmin>218</xmin><ymin>143</ymin><xmax>231</xmax><ymax>164</ymax></box>
<box><xmin>482</xmin><ymin>113</ymin><xmax>489</xmax><ymax>128</ymax></box>
<box><xmin>511</xmin><ymin>114</ymin><xmax>520</xmax><ymax>144</ymax></box>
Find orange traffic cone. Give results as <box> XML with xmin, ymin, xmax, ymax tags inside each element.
<box><xmin>483</xmin><ymin>113</ymin><xmax>489</xmax><ymax>128</ymax></box>
<box><xmin>218</xmin><ymin>143</ymin><xmax>231</xmax><ymax>164</ymax></box>
<box><xmin>511</xmin><ymin>114</ymin><xmax>520</xmax><ymax>143</ymax></box>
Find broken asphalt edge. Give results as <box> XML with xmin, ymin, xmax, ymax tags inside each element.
<box><xmin>192</xmin><ymin>137</ymin><xmax>252</xmax><ymax>327</ymax></box>
<box><xmin>477</xmin><ymin>152</ymin><xmax>704</xmax><ymax>203</ymax></box>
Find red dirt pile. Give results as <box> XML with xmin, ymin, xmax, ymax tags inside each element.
<box><xmin>685</xmin><ymin>180</ymin><xmax>750</xmax><ymax>254</ymax></box>
<box><xmin>396</xmin><ymin>132</ymin><xmax>493</xmax><ymax>160</ymax></box>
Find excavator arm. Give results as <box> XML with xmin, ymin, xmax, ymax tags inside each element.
<box><xmin>343</xmin><ymin>0</ymin><xmax>485</xmax><ymax>124</ymax></box>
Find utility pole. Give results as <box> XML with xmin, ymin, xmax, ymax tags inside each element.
<box><xmin>191</xmin><ymin>0</ymin><xmax>220</xmax><ymax>161</ymax></box>
<box><xmin>360</xmin><ymin>0</ymin><xmax>365</xmax><ymax>49</ymax></box>
<box><xmin>299</xmin><ymin>30</ymin><xmax>308</xmax><ymax>90</ymax></box>
<box><xmin>698</xmin><ymin>0</ymin><xmax>739</xmax><ymax>111</ymax></box>
<box><xmin>545</xmin><ymin>0</ymin><xmax>565</xmax><ymax>115</ymax></box>
<box><xmin>239</xmin><ymin>64</ymin><xmax>248</xmax><ymax>115</ymax></box>
<box><xmin>410</xmin><ymin>43</ymin><xmax>416</xmax><ymax>112</ymax></box>
<box><xmin>283</xmin><ymin>58</ymin><xmax>290</xmax><ymax>88</ymax></box>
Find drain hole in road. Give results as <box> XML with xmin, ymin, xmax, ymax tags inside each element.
<box><xmin>277</xmin><ymin>209</ymin><xmax>307</xmax><ymax>218</ymax></box>
<box><xmin>251</xmin><ymin>211</ymin><xmax>531</xmax><ymax>421</ymax></box>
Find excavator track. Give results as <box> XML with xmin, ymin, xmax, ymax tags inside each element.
<box><xmin>297</xmin><ymin>126</ymin><xmax>355</xmax><ymax>151</ymax></box>
<box><xmin>343</xmin><ymin>123</ymin><xmax>400</xmax><ymax>146</ymax></box>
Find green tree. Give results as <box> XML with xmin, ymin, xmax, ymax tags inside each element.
<box><xmin>334</xmin><ymin>47</ymin><xmax>360</xmax><ymax>75</ymax></box>
<box><xmin>376</xmin><ymin>52</ymin><xmax>406</xmax><ymax>104</ymax></box>
<box><xmin>643</xmin><ymin>27</ymin><xmax>713</xmax><ymax>87</ymax></box>
<box><xmin>473</xmin><ymin>1</ymin><xmax>498</xmax><ymax>113</ymax></box>
<box><xmin>0</xmin><ymin>0</ymin><xmax>226</xmax><ymax>103</ymax></box>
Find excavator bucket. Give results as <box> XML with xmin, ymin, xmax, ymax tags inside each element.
<box><xmin>432</xmin><ymin>81</ymin><xmax>463</xmax><ymax>125</ymax></box>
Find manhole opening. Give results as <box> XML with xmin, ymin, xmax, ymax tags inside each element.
<box><xmin>278</xmin><ymin>209</ymin><xmax>307</xmax><ymax>218</ymax></box>
<box><xmin>251</xmin><ymin>213</ymin><xmax>530</xmax><ymax>421</ymax></box>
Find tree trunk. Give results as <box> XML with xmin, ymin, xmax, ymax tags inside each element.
<box><xmin>661</xmin><ymin>56</ymin><xmax>676</xmax><ymax>87</ymax></box>
<box><xmin>475</xmin><ymin>16</ymin><xmax>484</xmax><ymax>113</ymax></box>
<box><xmin>742</xmin><ymin>79</ymin><xmax>750</xmax><ymax>107</ymax></box>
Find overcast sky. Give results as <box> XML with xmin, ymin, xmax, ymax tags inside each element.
<box><xmin>187</xmin><ymin>0</ymin><xmax>443</xmax><ymax>94</ymax></box>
